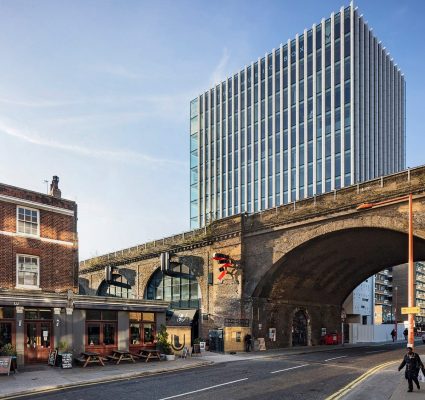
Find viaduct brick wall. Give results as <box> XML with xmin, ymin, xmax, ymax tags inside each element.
<box><xmin>79</xmin><ymin>166</ymin><xmax>425</xmax><ymax>347</ymax></box>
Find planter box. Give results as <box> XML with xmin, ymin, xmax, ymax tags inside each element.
<box><xmin>165</xmin><ymin>354</ymin><xmax>175</xmax><ymax>361</ymax></box>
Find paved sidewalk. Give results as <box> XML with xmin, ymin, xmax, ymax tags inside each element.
<box><xmin>0</xmin><ymin>357</ymin><xmax>211</xmax><ymax>399</ymax></box>
<box><xmin>341</xmin><ymin>350</ymin><xmax>425</xmax><ymax>400</ymax></box>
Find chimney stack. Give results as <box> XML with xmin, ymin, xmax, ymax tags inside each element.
<box><xmin>49</xmin><ymin>176</ymin><xmax>62</xmax><ymax>198</ymax></box>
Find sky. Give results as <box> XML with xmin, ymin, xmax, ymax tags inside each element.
<box><xmin>0</xmin><ymin>0</ymin><xmax>424</xmax><ymax>260</ymax></box>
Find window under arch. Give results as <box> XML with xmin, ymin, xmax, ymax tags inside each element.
<box><xmin>97</xmin><ymin>273</ymin><xmax>133</xmax><ymax>299</ymax></box>
<box><xmin>144</xmin><ymin>265</ymin><xmax>201</xmax><ymax>309</ymax></box>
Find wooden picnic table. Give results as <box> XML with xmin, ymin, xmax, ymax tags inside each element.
<box><xmin>136</xmin><ymin>349</ymin><xmax>162</xmax><ymax>363</ymax></box>
<box><xmin>77</xmin><ymin>351</ymin><xmax>105</xmax><ymax>368</ymax></box>
<box><xmin>107</xmin><ymin>350</ymin><xmax>135</xmax><ymax>365</ymax></box>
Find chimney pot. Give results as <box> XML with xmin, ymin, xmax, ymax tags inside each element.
<box><xmin>49</xmin><ymin>176</ymin><xmax>62</xmax><ymax>198</ymax></box>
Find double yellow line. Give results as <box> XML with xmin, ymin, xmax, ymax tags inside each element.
<box><xmin>325</xmin><ymin>360</ymin><xmax>398</xmax><ymax>400</ymax></box>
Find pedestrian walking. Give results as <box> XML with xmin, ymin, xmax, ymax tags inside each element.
<box><xmin>404</xmin><ymin>328</ymin><xmax>408</xmax><ymax>341</ymax></box>
<box><xmin>398</xmin><ymin>346</ymin><xmax>425</xmax><ymax>392</ymax></box>
<box><xmin>391</xmin><ymin>329</ymin><xmax>396</xmax><ymax>342</ymax></box>
<box><xmin>244</xmin><ymin>333</ymin><xmax>252</xmax><ymax>352</ymax></box>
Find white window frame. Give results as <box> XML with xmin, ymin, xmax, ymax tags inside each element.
<box><xmin>16</xmin><ymin>206</ymin><xmax>40</xmax><ymax>237</ymax></box>
<box><xmin>16</xmin><ymin>254</ymin><xmax>40</xmax><ymax>289</ymax></box>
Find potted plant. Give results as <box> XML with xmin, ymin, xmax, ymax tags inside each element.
<box><xmin>156</xmin><ymin>325</ymin><xmax>175</xmax><ymax>361</ymax></box>
<box><xmin>193</xmin><ymin>338</ymin><xmax>201</xmax><ymax>354</ymax></box>
<box><xmin>0</xmin><ymin>343</ymin><xmax>17</xmax><ymax>372</ymax></box>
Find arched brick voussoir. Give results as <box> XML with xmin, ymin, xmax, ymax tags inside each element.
<box><xmin>245</xmin><ymin>212</ymin><xmax>425</xmax><ymax>306</ymax></box>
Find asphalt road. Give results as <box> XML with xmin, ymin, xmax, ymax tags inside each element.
<box><xmin>20</xmin><ymin>343</ymin><xmax>423</xmax><ymax>400</ymax></box>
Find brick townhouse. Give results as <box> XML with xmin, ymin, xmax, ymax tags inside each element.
<box><xmin>0</xmin><ymin>177</ymin><xmax>167</xmax><ymax>365</ymax></box>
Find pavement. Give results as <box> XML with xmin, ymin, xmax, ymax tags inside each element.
<box><xmin>0</xmin><ymin>342</ymin><xmax>423</xmax><ymax>399</ymax></box>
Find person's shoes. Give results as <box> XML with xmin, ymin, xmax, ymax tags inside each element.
<box><xmin>408</xmin><ymin>389</ymin><xmax>413</xmax><ymax>392</ymax></box>
<box><xmin>417</xmin><ymin>384</ymin><xmax>420</xmax><ymax>390</ymax></box>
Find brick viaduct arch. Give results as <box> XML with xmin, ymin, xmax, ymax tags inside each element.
<box><xmin>243</xmin><ymin>203</ymin><xmax>425</xmax><ymax>347</ymax></box>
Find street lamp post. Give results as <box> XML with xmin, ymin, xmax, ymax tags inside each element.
<box><xmin>357</xmin><ymin>194</ymin><xmax>415</xmax><ymax>348</ymax></box>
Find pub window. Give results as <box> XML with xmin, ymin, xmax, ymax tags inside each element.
<box><xmin>16</xmin><ymin>255</ymin><xmax>40</xmax><ymax>289</ymax></box>
<box><xmin>86</xmin><ymin>310</ymin><xmax>117</xmax><ymax>346</ymax></box>
<box><xmin>129</xmin><ymin>312</ymin><xmax>155</xmax><ymax>346</ymax></box>
<box><xmin>0</xmin><ymin>307</ymin><xmax>15</xmax><ymax>348</ymax></box>
<box><xmin>17</xmin><ymin>206</ymin><xmax>39</xmax><ymax>236</ymax></box>
<box><xmin>24</xmin><ymin>309</ymin><xmax>52</xmax><ymax>320</ymax></box>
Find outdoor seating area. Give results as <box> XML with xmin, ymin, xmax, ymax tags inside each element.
<box><xmin>132</xmin><ymin>349</ymin><xmax>162</xmax><ymax>363</ymax></box>
<box><xmin>75</xmin><ymin>349</ymin><xmax>163</xmax><ymax>367</ymax></box>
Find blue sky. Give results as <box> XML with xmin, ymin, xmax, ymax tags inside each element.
<box><xmin>0</xmin><ymin>0</ymin><xmax>423</xmax><ymax>259</ymax></box>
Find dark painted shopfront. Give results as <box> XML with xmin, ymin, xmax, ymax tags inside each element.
<box><xmin>0</xmin><ymin>291</ymin><xmax>168</xmax><ymax>365</ymax></box>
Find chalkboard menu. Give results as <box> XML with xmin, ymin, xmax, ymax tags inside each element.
<box><xmin>0</xmin><ymin>356</ymin><xmax>12</xmax><ymax>376</ymax></box>
<box><xmin>60</xmin><ymin>353</ymin><xmax>73</xmax><ymax>369</ymax></box>
<box><xmin>48</xmin><ymin>350</ymin><xmax>57</xmax><ymax>366</ymax></box>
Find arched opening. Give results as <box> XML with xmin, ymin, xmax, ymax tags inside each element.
<box><xmin>250</xmin><ymin>227</ymin><xmax>425</xmax><ymax>347</ymax></box>
<box><xmin>97</xmin><ymin>273</ymin><xmax>133</xmax><ymax>298</ymax></box>
<box><xmin>145</xmin><ymin>265</ymin><xmax>202</xmax><ymax>343</ymax></box>
<box><xmin>292</xmin><ymin>309</ymin><xmax>308</xmax><ymax>346</ymax></box>
<box><xmin>144</xmin><ymin>267</ymin><xmax>201</xmax><ymax>309</ymax></box>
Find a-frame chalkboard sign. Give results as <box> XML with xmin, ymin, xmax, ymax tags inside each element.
<box><xmin>0</xmin><ymin>356</ymin><xmax>12</xmax><ymax>376</ymax></box>
<box><xmin>47</xmin><ymin>349</ymin><xmax>57</xmax><ymax>366</ymax></box>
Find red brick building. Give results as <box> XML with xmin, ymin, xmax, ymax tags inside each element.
<box><xmin>0</xmin><ymin>176</ymin><xmax>78</xmax><ymax>293</ymax></box>
<box><xmin>0</xmin><ymin>177</ymin><xmax>167</xmax><ymax>365</ymax></box>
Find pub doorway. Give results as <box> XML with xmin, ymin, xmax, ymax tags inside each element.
<box><xmin>24</xmin><ymin>309</ymin><xmax>53</xmax><ymax>363</ymax></box>
<box><xmin>292</xmin><ymin>310</ymin><xmax>308</xmax><ymax>346</ymax></box>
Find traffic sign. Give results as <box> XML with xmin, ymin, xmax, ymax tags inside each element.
<box><xmin>401</xmin><ymin>306</ymin><xmax>420</xmax><ymax>314</ymax></box>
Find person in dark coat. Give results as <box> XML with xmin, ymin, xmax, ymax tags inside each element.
<box><xmin>404</xmin><ymin>328</ymin><xmax>408</xmax><ymax>341</ymax></box>
<box><xmin>391</xmin><ymin>329</ymin><xmax>396</xmax><ymax>342</ymax></box>
<box><xmin>244</xmin><ymin>333</ymin><xmax>252</xmax><ymax>352</ymax></box>
<box><xmin>398</xmin><ymin>347</ymin><xmax>425</xmax><ymax>392</ymax></box>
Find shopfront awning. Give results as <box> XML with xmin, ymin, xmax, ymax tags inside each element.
<box><xmin>167</xmin><ymin>309</ymin><xmax>198</xmax><ymax>326</ymax></box>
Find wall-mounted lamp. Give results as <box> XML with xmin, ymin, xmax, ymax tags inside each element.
<box><xmin>18</xmin><ymin>320</ymin><xmax>22</xmax><ymax>327</ymax></box>
<box><xmin>56</xmin><ymin>319</ymin><xmax>60</xmax><ymax>327</ymax></box>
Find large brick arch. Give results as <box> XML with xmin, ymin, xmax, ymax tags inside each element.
<box><xmin>245</xmin><ymin>211</ymin><xmax>425</xmax><ymax>306</ymax></box>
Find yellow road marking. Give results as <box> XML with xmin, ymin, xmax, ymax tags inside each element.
<box><xmin>325</xmin><ymin>360</ymin><xmax>398</xmax><ymax>400</ymax></box>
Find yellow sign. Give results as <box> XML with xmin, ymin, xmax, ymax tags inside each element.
<box><xmin>401</xmin><ymin>307</ymin><xmax>420</xmax><ymax>314</ymax></box>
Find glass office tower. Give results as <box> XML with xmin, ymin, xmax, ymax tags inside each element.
<box><xmin>190</xmin><ymin>4</ymin><xmax>405</xmax><ymax>229</ymax></box>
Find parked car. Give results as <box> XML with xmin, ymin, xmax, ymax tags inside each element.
<box><xmin>422</xmin><ymin>333</ymin><xmax>425</xmax><ymax>344</ymax></box>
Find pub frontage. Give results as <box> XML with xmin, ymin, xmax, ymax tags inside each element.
<box><xmin>0</xmin><ymin>290</ymin><xmax>168</xmax><ymax>365</ymax></box>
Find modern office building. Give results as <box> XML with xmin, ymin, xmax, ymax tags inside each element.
<box><xmin>392</xmin><ymin>262</ymin><xmax>425</xmax><ymax>327</ymax></box>
<box><xmin>190</xmin><ymin>3</ymin><xmax>405</xmax><ymax>229</ymax></box>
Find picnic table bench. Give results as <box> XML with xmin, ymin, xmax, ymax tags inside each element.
<box><xmin>134</xmin><ymin>349</ymin><xmax>162</xmax><ymax>363</ymax></box>
<box><xmin>106</xmin><ymin>350</ymin><xmax>135</xmax><ymax>365</ymax></box>
<box><xmin>76</xmin><ymin>351</ymin><xmax>105</xmax><ymax>368</ymax></box>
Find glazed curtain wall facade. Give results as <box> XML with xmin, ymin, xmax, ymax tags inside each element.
<box><xmin>354</xmin><ymin>8</ymin><xmax>405</xmax><ymax>182</ymax></box>
<box><xmin>190</xmin><ymin>5</ymin><xmax>405</xmax><ymax>229</ymax></box>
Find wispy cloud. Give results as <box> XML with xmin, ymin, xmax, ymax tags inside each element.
<box><xmin>0</xmin><ymin>118</ymin><xmax>186</xmax><ymax>168</ymax></box>
<box><xmin>210</xmin><ymin>47</ymin><xmax>230</xmax><ymax>86</ymax></box>
<box><xmin>88</xmin><ymin>64</ymin><xmax>145</xmax><ymax>80</ymax></box>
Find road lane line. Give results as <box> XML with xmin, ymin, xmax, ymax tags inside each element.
<box><xmin>270</xmin><ymin>364</ymin><xmax>309</xmax><ymax>374</ymax></box>
<box><xmin>157</xmin><ymin>378</ymin><xmax>248</xmax><ymax>400</ymax></box>
<box><xmin>324</xmin><ymin>356</ymin><xmax>347</xmax><ymax>362</ymax></box>
<box><xmin>325</xmin><ymin>360</ymin><xmax>398</xmax><ymax>400</ymax></box>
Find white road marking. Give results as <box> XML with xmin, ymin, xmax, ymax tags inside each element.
<box><xmin>157</xmin><ymin>378</ymin><xmax>248</xmax><ymax>400</ymax></box>
<box><xmin>324</xmin><ymin>356</ymin><xmax>347</xmax><ymax>362</ymax></box>
<box><xmin>270</xmin><ymin>364</ymin><xmax>309</xmax><ymax>374</ymax></box>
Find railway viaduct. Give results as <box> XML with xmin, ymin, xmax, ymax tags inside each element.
<box><xmin>79</xmin><ymin>166</ymin><xmax>425</xmax><ymax>348</ymax></box>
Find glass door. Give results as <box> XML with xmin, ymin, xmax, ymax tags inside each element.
<box><xmin>24</xmin><ymin>322</ymin><xmax>52</xmax><ymax>363</ymax></box>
